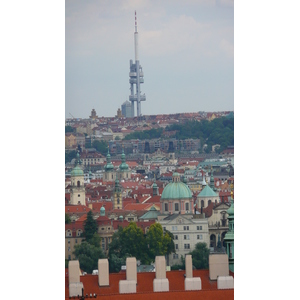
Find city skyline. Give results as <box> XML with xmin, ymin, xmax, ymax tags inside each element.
<box><xmin>66</xmin><ymin>0</ymin><xmax>234</xmax><ymax>119</ymax></box>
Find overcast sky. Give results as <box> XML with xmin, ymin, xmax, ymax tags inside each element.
<box><xmin>65</xmin><ymin>0</ymin><xmax>233</xmax><ymax>119</ymax></box>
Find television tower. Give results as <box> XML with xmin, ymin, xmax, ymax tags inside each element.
<box><xmin>129</xmin><ymin>11</ymin><xmax>146</xmax><ymax>117</ymax></box>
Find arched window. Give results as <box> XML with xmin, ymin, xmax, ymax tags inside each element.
<box><xmin>77</xmin><ymin>181</ymin><xmax>80</xmax><ymax>187</ymax></box>
<box><xmin>201</xmin><ymin>200</ymin><xmax>204</xmax><ymax>208</ymax></box>
<box><xmin>208</xmin><ymin>200</ymin><xmax>212</xmax><ymax>206</ymax></box>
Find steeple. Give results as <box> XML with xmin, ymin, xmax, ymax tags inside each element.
<box><xmin>153</xmin><ymin>174</ymin><xmax>158</xmax><ymax>196</ymax></box>
<box><xmin>119</xmin><ymin>147</ymin><xmax>129</xmax><ymax>171</ymax></box>
<box><xmin>210</xmin><ymin>166</ymin><xmax>215</xmax><ymax>191</ymax></box>
<box><xmin>104</xmin><ymin>146</ymin><xmax>114</xmax><ymax>172</ymax></box>
<box><xmin>223</xmin><ymin>190</ymin><xmax>234</xmax><ymax>272</ymax></box>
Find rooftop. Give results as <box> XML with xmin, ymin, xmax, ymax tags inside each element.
<box><xmin>65</xmin><ymin>269</ymin><xmax>234</xmax><ymax>299</ymax></box>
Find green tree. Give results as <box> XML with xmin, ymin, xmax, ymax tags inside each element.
<box><xmin>65</xmin><ymin>213</ymin><xmax>71</xmax><ymax>224</ymax></box>
<box><xmin>73</xmin><ymin>241</ymin><xmax>105</xmax><ymax>273</ymax></box>
<box><xmin>108</xmin><ymin>253</ymin><xmax>127</xmax><ymax>273</ymax></box>
<box><xmin>122</xmin><ymin>222</ymin><xmax>148</xmax><ymax>262</ymax></box>
<box><xmin>92</xmin><ymin>140</ymin><xmax>108</xmax><ymax>155</ymax></box>
<box><xmin>189</xmin><ymin>242</ymin><xmax>210</xmax><ymax>269</ymax></box>
<box><xmin>146</xmin><ymin>223</ymin><xmax>175</xmax><ymax>262</ymax></box>
<box><xmin>65</xmin><ymin>150</ymin><xmax>77</xmax><ymax>163</ymax></box>
<box><xmin>108</xmin><ymin>223</ymin><xmax>150</xmax><ymax>271</ymax></box>
<box><xmin>83</xmin><ymin>211</ymin><xmax>98</xmax><ymax>243</ymax></box>
<box><xmin>65</xmin><ymin>125</ymin><xmax>74</xmax><ymax>133</ymax></box>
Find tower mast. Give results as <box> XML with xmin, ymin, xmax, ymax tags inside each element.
<box><xmin>129</xmin><ymin>11</ymin><xmax>146</xmax><ymax>117</ymax></box>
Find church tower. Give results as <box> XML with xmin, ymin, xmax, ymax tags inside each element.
<box><xmin>224</xmin><ymin>190</ymin><xmax>234</xmax><ymax>272</ymax></box>
<box><xmin>118</xmin><ymin>147</ymin><xmax>131</xmax><ymax>180</ymax></box>
<box><xmin>113</xmin><ymin>179</ymin><xmax>122</xmax><ymax>209</ymax></box>
<box><xmin>103</xmin><ymin>146</ymin><xmax>116</xmax><ymax>182</ymax></box>
<box><xmin>70</xmin><ymin>152</ymin><xmax>86</xmax><ymax>205</ymax></box>
<box><xmin>152</xmin><ymin>175</ymin><xmax>159</xmax><ymax>196</ymax></box>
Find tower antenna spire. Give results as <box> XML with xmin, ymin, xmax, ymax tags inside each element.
<box><xmin>135</xmin><ymin>10</ymin><xmax>137</xmax><ymax>33</ymax></box>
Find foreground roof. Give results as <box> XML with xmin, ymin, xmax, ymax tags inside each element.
<box><xmin>65</xmin><ymin>269</ymin><xmax>233</xmax><ymax>300</ymax></box>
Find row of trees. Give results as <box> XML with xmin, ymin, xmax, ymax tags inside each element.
<box><xmin>71</xmin><ymin>211</ymin><xmax>210</xmax><ymax>273</ymax></box>
<box><xmin>71</xmin><ymin>212</ymin><xmax>174</xmax><ymax>273</ymax></box>
<box><xmin>122</xmin><ymin>116</ymin><xmax>234</xmax><ymax>153</ymax></box>
<box><xmin>171</xmin><ymin>242</ymin><xmax>210</xmax><ymax>270</ymax></box>
<box><xmin>108</xmin><ymin>222</ymin><xmax>174</xmax><ymax>272</ymax></box>
<box><xmin>123</xmin><ymin>128</ymin><xmax>164</xmax><ymax>140</ymax></box>
<box><xmin>165</xmin><ymin>116</ymin><xmax>234</xmax><ymax>153</ymax></box>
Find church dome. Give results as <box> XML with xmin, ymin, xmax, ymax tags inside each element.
<box><xmin>71</xmin><ymin>152</ymin><xmax>84</xmax><ymax>176</ymax></box>
<box><xmin>104</xmin><ymin>148</ymin><xmax>114</xmax><ymax>171</ymax></box>
<box><xmin>197</xmin><ymin>185</ymin><xmax>217</xmax><ymax>198</ymax></box>
<box><xmin>71</xmin><ymin>166</ymin><xmax>84</xmax><ymax>176</ymax></box>
<box><xmin>119</xmin><ymin>149</ymin><xmax>129</xmax><ymax>171</ymax></box>
<box><xmin>161</xmin><ymin>173</ymin><xmax>192</xmax><ymax>200</ymax></box>
<box><xmin>100</xmin><ymin>206</ymin><xmax>105</xmax><ymax>216</ymax></box>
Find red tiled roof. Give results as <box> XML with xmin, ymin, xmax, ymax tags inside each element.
<box><xmin>65</xmin><ymin>269</ymin><xmax>233</xmax><ymax>299</ymax></box>
<box><xmin>76</xmin><ymin>214</ymin><xmax>87</xmax><ymax>222</ymax></box>
<box><xmin>65</xmin><ymin>205</ymin><xmax>90</xmax><ymax>214</ymax></box>
<box><xmin>123</xmin><ymin>203</ymin><xmax>153</xmax><ymax>211</ymax></box>
<box><xmin>143</xmin><ymin>195</ymin><xmax>161</xmax><ymax>203</ymax></box>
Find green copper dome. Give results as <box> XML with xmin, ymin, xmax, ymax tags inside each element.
<box><xmin>71</xmin><ymin>152</ymin><xmax>84</xmax><ymax>176</ymax></box>
<box><xmin>197</xmin><ymin>185</ymin><xmax>217</xmax><ymax>197</ymax></box>
<box><xmin>227</xmin><ymin>194</ymin><xmax>234</xmax><ymax>216</ymax></box>
<box><xmin>119</xmin><ymin>149</ymin><xmax>129</xmax><ymax>171</ymax></box>
<box><xmin>161</xmin><ymin>173</ymin><xmax>192</xmax><ymax>200</ymax></box>
<box><xmin>104</xmin><ymin>148</ymin><xmax>114</xmax><ymax>172</ymax></box>
<box><xmin>100</xmin><ymin>206</ymin><xmax>105</xmax><ymax>216</ymax></box>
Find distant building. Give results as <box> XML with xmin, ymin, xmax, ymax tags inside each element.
<box><xmin>90</xmin><ymin>108</ymin><xmax>98</xmax><ymax>119</ymax></box>
<box><xmin>70</xmin><ymin>152</ymin><xmax>86</xmax><ymax>205</ymax></box>
<box><xmin>121</xmin><ymin>100</ymin><xmax>132</xmax><ymax>118</ymax></box>
<box><xmin>116</xmin><ymin>108</ymin><xmax>123</xmax><ymax>118</ymax></box>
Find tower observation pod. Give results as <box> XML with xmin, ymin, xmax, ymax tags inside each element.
<box><xmin>129</xmin><ymin>11</ymin><xmax>146</xmax><ymax>117</ymax></box>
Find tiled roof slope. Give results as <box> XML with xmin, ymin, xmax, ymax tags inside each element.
<box><xmin>65</xmin><ymin>269</ymin><xmax>233</xmax><ymax>299</ymax></box>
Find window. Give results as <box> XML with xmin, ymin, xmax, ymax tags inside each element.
<box><xmin>165</xmin><ymin>203</ymin><xmax>168</xmax><ymax>212</ymax></box>
<box><xmin>68</xmin><ymin>247</ymin><xmax>71</xmax><ymax>252</ymax></box>
<box><xmin>175</xmin><ymin>203</ymin><xmax>179</xmax><ymax>211</ymax></box>
<box><xmin>197</xmin><ymin>226</ymin><xmax>202</xmax><ymax>230</ymax></box>
<box><xmin>173</xmin><ymin>253</ymin><xmax>179</xmax><ymax>259</ymax></box>
<box><xmin>184</xmin><ymin>244</ymin><xmax>190</xmax><ymax>249</ymax></box>
<box><xmin>68</xmin><ymin>240</ymin><xmax>70</xmax><ymax>244</ymax></box>
<box><xmin>78</xmin><ymin>194</ymin><xmax>80</xmax><ymax>197</ymax></box>
<box><xmin>208</xmin><ymin>200</ymin><xmax>211</xmax><ymax>205</ymax></box>
<box><xmin>197</xmin><ymin>234</ymin><xmax>203</xmax><ymax>240</ymax></box>
<box><xmin>172</xmin><ymin>226</ymin><xmax>177</xmax><ymax>231</ymax></box>
<box><xmin>75</xmin><ymin>239</ymin><xmax>77</xmax><ymax>244</ymax></box>
<box><xmin>184</xmin><ymin>226</ymin><xmax>189</xmax><ymax>231</ymax></box>
<box><xmin>201</xmin><ymin>200</ymin><xmax>204</xmax><ymax>208</ymax></box>
<box><xmin>174</xmin><ymin>235</ymin><xmax>178</xmax><ymax>240</ymax></box>
<box><xmin>77</xmin><ymin>181</ymin><xmax>80</xmax><ymax>187</ymax></box>
<box><xmin>163</xmin><ymin>227</ymin><xmax>166</xmax><ymax>231</ymax></box>
<box><xmin>185</xmin><ymin>202</ymin><xmax>189</xmax><ymax>211</ymax></box>
<box><xmin>184</xmin><ymin>235</ymin><xmax>189</xmax><ymax>240</ymax></box>
<box><xmin>68</xmin><ymin>255</ymin><xmax>71</xmax><ymax>260</ymax></box>
<box><xmin>175</xmin><ymin>244</ymin><xmax>178</xmax><ymax>250</ymax></box>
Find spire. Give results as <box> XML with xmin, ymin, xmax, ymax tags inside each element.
<box><xmin>210</xmin><ymin>166</ymin><xmax>215</xmax><ymax>190</ymax></box>
<box><xmin>135</xmin><ymin>10</ymin><xmax>137</xmax><ymax>33</ymax></box>
<box><xmin>105</xmin><ymin>145</ymin><xmax>114</xmax><ymax>172</ymax></box>
<box><xmin>119</xmin><ymin>145</ymin><xmax>129</xmax><ymax>171</ymax></box>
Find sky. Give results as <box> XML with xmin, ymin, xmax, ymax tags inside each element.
<box><xmin>65</xmin><ymin>0</ymin><xmax>234</xmax><ymax>119</ymax></box>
